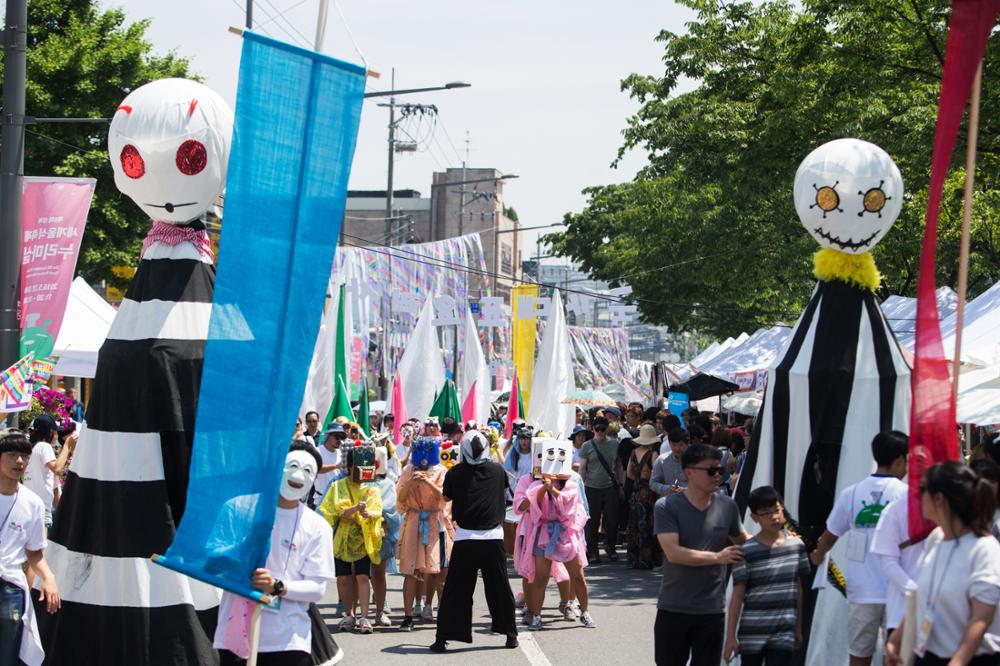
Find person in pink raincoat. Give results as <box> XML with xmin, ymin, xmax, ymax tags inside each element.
<box><xmin>513</xmin><ymin>470</ymin><xmax>595</xmax><ymax>631</ymax></box>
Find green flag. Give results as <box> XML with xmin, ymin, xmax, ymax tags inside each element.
<box><xmin>324</xmin><ymin>375</ymin><xmax>354</xmax><ymax>428</ymax></box>
<box><xmin>428</xmin><ymin>380</ymin><xmax>462</xmax><ymax>424</ymax></box>
<box><xmin>356</xmin><ymin>378</ymin><xmax>371</xmax><ymax>437</ymax></box>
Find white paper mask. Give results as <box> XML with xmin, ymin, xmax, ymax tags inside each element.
<box><xmin>280</xmin><ymin>450</ymin><xmax>318</xmax><ymax>501</ymax></box>
<box><xmin>108</xmin><ymin>78</ymin><xmax>234</xmax><ymax>224</ymax></box>
<box><xmin>532</xmin><ymin>436</ymin><xmax>573</xmax><ymax>479</ymax></box>
<box><xmin>792</xmin><ymin>138</ymin><xmax>904</xmax><ymax>254</ymax></box>
<box><xmin>375</xmin><ymin>445</ymin><xmax>389</xmax><ymax>477</ymax></box>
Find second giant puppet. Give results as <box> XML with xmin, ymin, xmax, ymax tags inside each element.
<box><xmin>39</xmin><ymin>79</ymin><xmax>232</xmax><ymax>665</ymax></box>
<box><xmin>734</xmin><ymin>138</ymin><xmax>911</xmax><ymax>666</ymax></box>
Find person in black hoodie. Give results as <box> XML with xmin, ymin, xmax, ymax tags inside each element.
<box><xmin>430</xmin><ymin>431</ymin><xmax>518</xmax><ymax>653</ymax></box>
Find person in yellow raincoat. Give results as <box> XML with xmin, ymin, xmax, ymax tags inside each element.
<box><xmin>319</xmin><ymin>442</ymin><xmax>383</xmax><ymax>635</ymax></box>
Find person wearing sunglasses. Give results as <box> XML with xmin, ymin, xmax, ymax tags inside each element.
<box><xmin>310</xmin><ymin>422</ymin><xmax>348</xmax><ymax>508</ymax></box>
<box><xmin>654</xmin><ymin>443</ymin><xmax>748</xmax><ymax>666</ymax></box>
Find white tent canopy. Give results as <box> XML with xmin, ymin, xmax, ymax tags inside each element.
<box><xmin>881</xmin><ymin>286</ymin><xmax>957</xmax><ymax>351</ymax></box>
<box><xmin>940</xmin><ymin>279</ymin><xmax>1000</xmax><ymax>367</ymax></box>
<box><xmin>700</xmin><ymin>326</ymin><xmax>791</xmax><ymax>379</ymax></box>
<box><xmin>53</xmin><ymin>277</ymin><xmax>117</xmax><ymax>378</ymax></box>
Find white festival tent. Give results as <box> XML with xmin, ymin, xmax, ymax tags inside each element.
<box><xmin>880</xmin><ymin>286</ymin><xmax>957</xmax><ymax>351</ymax></box>
<box><xmin>939</xmin><ymin>279</ymin><xmax>1000</xmax><ymax>367</ymax></box>
<box><xmin>53</xmin><ymin>277</ymin><xmax>118</xmax><ymax>378</ymax></box>
<box><xmin>698</xmin><ymin>326</ymin><xmax>791</xmax><ymax>380</ymax></box>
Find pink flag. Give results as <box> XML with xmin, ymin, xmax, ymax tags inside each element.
<box><xmin>461</xmin><ymin>380</ymin><xmax>478</xmax><ymax>424</ymax></box>
<box><xmin>390</xmin><ymin>376</ymin><xmax>407</xmax><ymax>444</ymax></box>
<box><xmin>503</xmin><ymin>372</ymin><xmax>520</xmax><ymax>439</ymax></box>
<box><xmin>19</xmin><ymin>177</ymin><xmax>96</xmax><ymax>360</ymax></box>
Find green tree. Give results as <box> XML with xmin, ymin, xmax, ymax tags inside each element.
<box><xmin>546</xmin><ymin>0</ymin><xmax>1000</xmax><ymax>338</ymax></box>
<box><xmin>5</xmin><ymin>0</ymin><xmax>195</xmax><ymax>287</ymax></box>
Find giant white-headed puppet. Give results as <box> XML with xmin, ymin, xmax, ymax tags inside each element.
<box><xmin>109</xmin><ymin>78</ymin><xmax>233</xmax><ymax>224</ymax></box>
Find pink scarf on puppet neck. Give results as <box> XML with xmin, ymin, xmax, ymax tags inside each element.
<box><xmin>141</xmin><ymin>220</ymin><xmax>214</xmax><ymax>262</ymax></box>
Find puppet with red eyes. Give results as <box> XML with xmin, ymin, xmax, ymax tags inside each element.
<box><xmin>38</xmin><ymin>79</ymin><xmax>235</xmax><ymax>666</ymax></box>
<box><xmin>108</xmin><ymin>77</ymin><xmax>233</xmax><ymax>224</ymax></box>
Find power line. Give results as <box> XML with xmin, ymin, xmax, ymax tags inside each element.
<box><xmin>436</xmin><ymin>116</ymin><xmax>465</xmax><ymax>164</ymax></box>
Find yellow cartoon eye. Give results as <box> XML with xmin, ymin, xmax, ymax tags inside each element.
<box><xmin>858</xmin><ymin>180</ymin><xmax>891</xmax><ymax>218</ymax></box>
<box><xmin>810</xmin><ymin>182</ymin><xmax>843</xmax><ymax>218</ymax></box>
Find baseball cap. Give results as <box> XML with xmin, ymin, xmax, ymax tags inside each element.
<box><xmin>31</xmin><ymin>413</ymin><xmax>58</xmax><ymax>435</ymax></box>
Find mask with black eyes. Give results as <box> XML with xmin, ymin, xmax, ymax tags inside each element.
<box><xmin>531</xmin><ymin>436</ymin><xmax>573</xmax><ymax>480</ymax></box>
<box><xmin>792</xmin><ymin>138</ymin><xmax>904</xmax><ymax>255</ymax></box>
<box><xmin>108</xmin><ymin>78</ymin><xmax>234</xmax><ymax>225</ymax></box>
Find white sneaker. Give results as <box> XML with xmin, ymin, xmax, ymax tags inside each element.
<box><xmin>559</xmin><ymin>601</ymin><xmax>577</xmax><ymax>621</ymax></box>
<box><xmin>579</xmin><ymin>611</ymin><xmax>597</xmax><ymax>629</ymax></box>
<box><xmin>421</xmin><ymin>604</ymin><xmax>434</xmax><ymax>622</ymax></box>
<box><xmin>337</xmin><ymin>614</ymin><xmax>356</xmax><ymax>631</ymax></box>
<box><xmin>515</xmin><ymin>591</ymin><xmax>526</xmax><ymax>609</ymax></box>
<box><xmin>528</xmin><ymin>614</ymin><xmax>543</xmax><ymax>631</ymax></box>
<box><xmin>519</xmin><ymin>607</ymin><xmax>531</xmax><ymax>625</ymax></box>
<box><xmin>375</xmin><ymin>613</ymin><xmax>393</xmax><ymax>627</ymax></box>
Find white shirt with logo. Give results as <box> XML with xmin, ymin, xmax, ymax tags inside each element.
<box><xmin>22</xmin><ymin>442</ymin><xmax>56</xmax><ymax>510</ymax></box>
<box><xmin>826</xmin><ymin>474</ymin><xmax>907</xmax><ymax>604</ymax></box>
<box><xmin>0</xmin><ymin>485</ymin><xmax>47</xmax><ymax>665</ymax></box>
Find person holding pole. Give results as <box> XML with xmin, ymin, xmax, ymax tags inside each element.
<box><xmin>215</xmin><ymin>441</ymin><xmax>336</xmax><ymax>666</ymax></box>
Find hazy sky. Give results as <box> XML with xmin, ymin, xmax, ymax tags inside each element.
<box><xmin>106</xmin><ymin>0</ymin><xmax>696</xmax><ymax>256</ymax></box>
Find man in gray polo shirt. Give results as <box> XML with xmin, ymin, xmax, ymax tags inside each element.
<box><xmin>650</xmin><ymin>428</ymin><xmax>690</xmax><ymax>497</ymax></box>
<box><xmin>654</xmin><ymin>443</ymin><xmax>747</xmax><ymax>666</ymax></box>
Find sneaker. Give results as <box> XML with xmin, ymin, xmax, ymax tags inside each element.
<box><xmin>580</xmin><ymin>611</ymin><xmax>597</xmax><ymax>629</ymax></box>
<box><xmin>376</xmin><ymin>613</ymin><xmax>393</xmax><ymax>627</ymax></box>
<box><xmin>515</xmin><ymin>592</ymin><xmax>526</xmax><ymax>609</ymax></box>
<box><xmin>559</xmin><ymin>601</ymin><xmax>579</xmax><ymax>621</ymax></box>
<box><xmin>413</xmin><ymin>601</ymin><xmax>424</xmax><ymax>616</ymax></box>
<box><xmin>358</xmin><ymin>617</ymin><xmax>374</xmax><ymax>634</ymax></box>
<box><xmin>520</xmin><ymin>607</ymin><xmax>532</xmax><ymax>625</ymax></box>
<box><xmin>605</xmin><ymin>549</ymin><xmax>619</xmax><ymax>562</ymax></box>
<box><xmin>429</xmin><ymin>640</ymin><xmax>448</xmax><ymax>653</ymax></box>
<box><xmin>336</xmin><ymin>601</ymin><xmax>346</xmax><ymax>617</ymax></box>
<box><xmin>569</xmin><ymin>600</ymin><xmax>582</xmax><ymax>617</ymax></box>
<box><xmin>528</xmin><ymin>614</ymin><xmax>543</xmax><ymax>631</ymax></box>
<box><xmin>505</xmin><ymin>633</ymin><xmax>519</xmax><ymax>649</ymax></box>
<box><xmin>337</xmin><ymin>615</ymin><xmax>356</xmax><ymax>631</ymax></box>
<box><xmin>421</xmin><ymin>604</ymin><xmax>434</xmax><ymax>622</ymax></box>
<box><xmin>399</xmin><ymin>616</ymin><xmax>414</xmax><ymax>632</ymax></box>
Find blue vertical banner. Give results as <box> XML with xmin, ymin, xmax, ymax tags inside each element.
<box><xmin>154</xmin><ymin>32</ymin><xmax>365</xmax><ymax>601</ymax></box>
<box><xmin>667</xmin><ymin>391</ymin><xmax>689</xmax><ymax>429</ymax></box>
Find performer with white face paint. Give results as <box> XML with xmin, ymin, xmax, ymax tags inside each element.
<box><xmin>215</xmin><ymin>442</ymin><xmax>337</xmax><ymax>666</ymax></box>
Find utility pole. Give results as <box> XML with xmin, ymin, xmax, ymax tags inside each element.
<box><xmin>1</xmin><ymin>0</ymin><xmax>28</xmax><ymax>422</ymax></box>
<box><xmin>385</xmin><ymin>69</ymin><xmax>396</xmax><ymax>244</ymax></box>
<box><xmin>246</xmin><ymin>0</ymin><xmax>253</xmax><ymax>28</ymax></box>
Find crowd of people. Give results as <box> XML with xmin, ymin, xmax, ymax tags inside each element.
<box><xmin>2</xmin><ymin>389</ymin><xmax>1000</xmax><ymax>665</ymax></box>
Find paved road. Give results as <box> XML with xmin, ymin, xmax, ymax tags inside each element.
<box><xmin>318</xmin><ymin>558</ymin><xmax>662</xmax><ymax>665</ymax></box>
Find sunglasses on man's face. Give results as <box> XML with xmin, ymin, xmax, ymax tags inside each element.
<box><xmin>687</xmin><ymin>465</ymin><xmax>723</xmax><ymax>476</ymax></box>
<box><xmin>333</xmin><ymin>433</ymin><xmax>347</xmax><ymax>440</ymax></box>
<box><xmin>305</xmin><ymin>419</ymin><xmax>319</xmax><ymax>424</ymax></box>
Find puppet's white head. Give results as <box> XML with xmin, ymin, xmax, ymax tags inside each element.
<box><xmin>793</xmin><ymin>138</ymin><xmax>904</xmax><ymax>254</ymax></box>
<box><xmin>532</xmin><ymin>436</ymin><xmax>573</xmax><ymax>479</ymax></box>
<box><xmin>280</xmin><ymin>449</ymin><xmax>318</xmax><ymax>502</ymax></box>
<box><xmin>108</xmin><ymin>78</ymin><xmax>233</xmax><ymax>224</ymax></box>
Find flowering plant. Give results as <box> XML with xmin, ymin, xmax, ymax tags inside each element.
<box><xmin>18</xmin><ymin>386</ymin><xmax>75</xmax><ymax>431</ymax></box>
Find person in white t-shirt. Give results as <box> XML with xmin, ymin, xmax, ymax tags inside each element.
<box><xmin>0</xmin><ymin>429</ymin><xmax>61</xmax><ymax>666</ymax></box>
<box><xmin>811</xmin><ymin>430</ymin><xmax>909</xmax><ymax>666</ymax></box>
<box><xmin>309</xmin><ymin>422</ymin><xmax>346</xmax><ymax>508</ymax></box>
<box><xmin>870</xmin><ymin>497</ymin><xmax>925</xmax><ymax>635</ymax></box>
<box><xmin>215</xmin><ymin>441</ymin><xmax>336</xmax><ymax>666</ymax></box>
<box><xmin>885</xmin><ymin>461</ymin><xmax>1000</xmax><ymax>666</ymax></box>
<box><xmin>20</xmin><ymin>415</ymin><xmax>74</xmax><ymax>527</ymax></box>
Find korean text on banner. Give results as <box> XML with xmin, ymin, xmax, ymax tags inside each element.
<box><xmin>511</xmin><ymin>284</ymin><xmax>538</xmax><ymax>416</ymax></box>
<box><xmin>19</xmin><ymin>177</ymin><xmax>96</xmax><ymax>360</ymax></box>
<box><xmin>152</xmin><ymin>32</ymin><xmax>365</xmax><ymax>603</ymax></box>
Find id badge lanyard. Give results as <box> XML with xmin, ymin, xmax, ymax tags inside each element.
<box><xmin>264</xmin><ymin>504</ymin><xmax>302</xmax><ymax>614</ymax></box>
<box><xmin>916</xmin><ymin>540</ymin><xmax>959</xmax><ymax>657</ymax></box>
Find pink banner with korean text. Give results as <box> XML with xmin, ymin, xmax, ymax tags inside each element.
<box><xmin>19</xmin><ymin>176</ymin><xmax>96</xmax><ymax>362</ymax></box>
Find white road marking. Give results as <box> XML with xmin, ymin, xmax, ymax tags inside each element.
<box><xmin>518</xmin><ymin>631</ymin><xmax>554</xmax><ymax>666</ymax></box>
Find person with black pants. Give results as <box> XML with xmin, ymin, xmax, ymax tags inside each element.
<box><xmin>577</xmin><ymin>417</ymin><xmax>622</xmax><ymax>562</ymax></box>
<box><xmin>430</xmin><ymin>431</ymin><xmax>518</xmax><ymax>653</ymax></box>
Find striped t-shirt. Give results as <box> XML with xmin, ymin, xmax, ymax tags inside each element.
<box><xmin>731</xmin><ymin>534</ymin><xmax>810</xmax><ymax>654</ymax></box>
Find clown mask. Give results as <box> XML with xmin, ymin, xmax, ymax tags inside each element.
<box><xmin>280</xmin><ymin>450</ymin><xmax>318</xmax><ymax>502</ymax></box>
<box><xmin>375</xmin><ymin>445</ymin><xmax>389</xmax><ymax>478</ymax></box>
<box><xmin>411</xmin><ymin>437</ymin><xmax>441</xmax><ymax>471</ymax></box>
<box><xmin>440</xmin><ymin>442</ymin><xmax>460</xmax><ymax>469</ymax></box>
<box><xmin>108</xmin><ymin>78</ymin><xmax>233</xmax><ymax>224</ymax></box>
<box><xmin>348</xmin><ymin>443</ymin><xmax>377</xmax><ymax>483</ymax></box>
<box><xmin>532</xmin><ymin>437</ymin><xmax>573</xmax><ymax>480</ymax></box>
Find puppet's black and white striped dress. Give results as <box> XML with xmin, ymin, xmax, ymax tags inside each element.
<box><xmin>40</xmin><ymin>233</ymin><xmax>219</xmax><ymax>665</ymax></box>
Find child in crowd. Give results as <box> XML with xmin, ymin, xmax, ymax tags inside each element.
<box><xmin>319</xmin><ymin>442</ymin><xmax>383</xmax><ymax>635</ymax></box>
<box><xmin>725</xmin><ymin>486</ymin><xmax>810</xmax><ymax>666</ymax></box>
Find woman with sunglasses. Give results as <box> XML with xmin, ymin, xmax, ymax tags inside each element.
<box><xmin>886</xmin><ymin>461</ymin><xmax>1000</xmax><ymax>666</ymax></box>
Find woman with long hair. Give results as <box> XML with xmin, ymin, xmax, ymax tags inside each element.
<box><xmin>886</xmin><ymin>461</ymin><xmax>1000</xmax><ymax>666</ymax></box>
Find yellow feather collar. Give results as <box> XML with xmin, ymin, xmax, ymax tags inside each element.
<box><xmin>813</xmin><ymin>248</ymin><xmax>881</xmax><ymax>292</ymax></box>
